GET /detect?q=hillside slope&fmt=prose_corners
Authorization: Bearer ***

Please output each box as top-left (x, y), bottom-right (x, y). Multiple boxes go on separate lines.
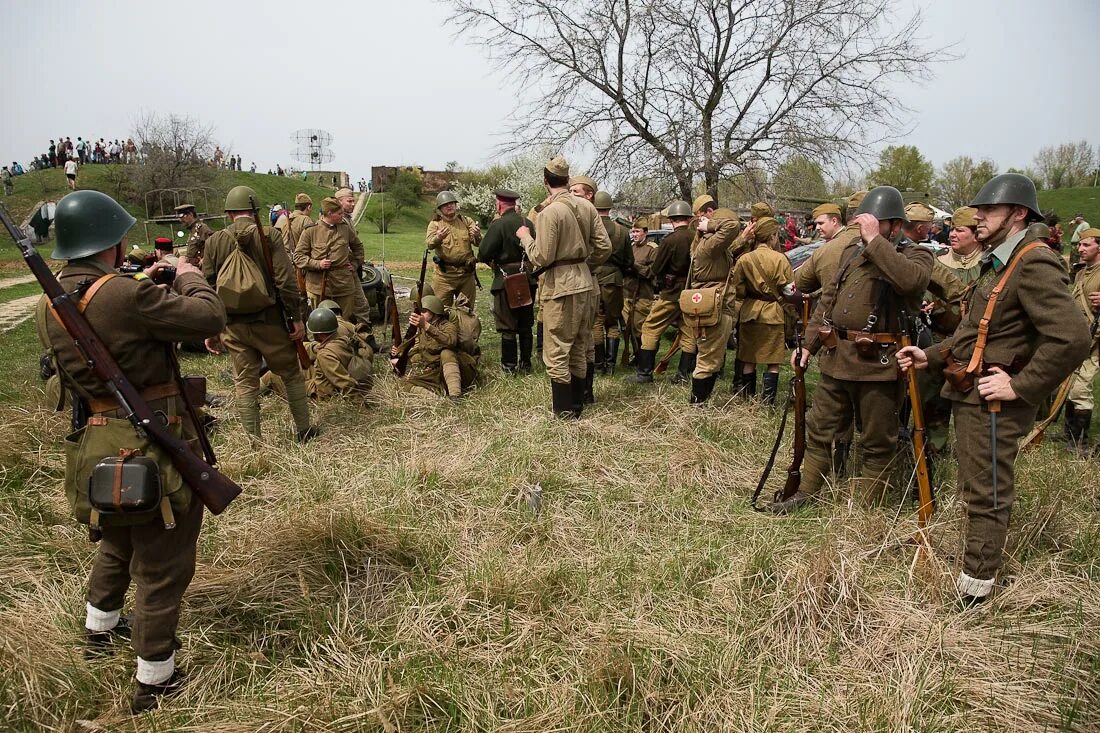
top-left (1037, 186), bottom-right (1100, 230)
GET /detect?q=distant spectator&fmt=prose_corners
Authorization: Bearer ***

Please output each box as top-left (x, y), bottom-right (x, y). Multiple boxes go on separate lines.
top-left (125, 138), bottom-right (137, 163)
top-left (75, 137), bottom-right (86, 164)
top-left (250, 161), bottom-right (256, 173)
top-left (64, 156), bottom-right (78, 190)
top-left (48, 140), bottom-right (57, 167)
top-left (2, 166), bottom-right (12, 196)
top-left (12, 161), bottom-right (24, 175)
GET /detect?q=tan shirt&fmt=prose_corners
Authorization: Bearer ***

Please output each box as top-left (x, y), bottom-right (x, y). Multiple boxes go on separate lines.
top-left (307, 333), bottom-right (371, 397)
top-left (285, 210), bottom-right (314, 255)
top-left (426, 214), bottom-right (481, 270)
top-left (293, 218), bottom-right (365, 296)
top-left (734, 242), bottom-right (795, 325)
top-left (519, 190), bottom-right (611, 300)
top-left (795, 224), bottom-right (861, 295)
top-left (688, 211), bottom-right (743, 289)
top-left (1071, 261), bottom-right (1100, 329)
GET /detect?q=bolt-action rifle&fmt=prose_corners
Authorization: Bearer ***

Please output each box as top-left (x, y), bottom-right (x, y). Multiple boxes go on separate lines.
top-left (0, 204), bottom-right (241, 515)
top-left (249, 196), bottom-right (311, 369)
top-left (391, 248), bottom-right (429, 376)
top-left (899, 315), bottom-right (935, 533)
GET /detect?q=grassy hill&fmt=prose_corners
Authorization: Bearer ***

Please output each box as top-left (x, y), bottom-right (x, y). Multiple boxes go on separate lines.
top-left (1038, 186), bottom-right (1100, 230)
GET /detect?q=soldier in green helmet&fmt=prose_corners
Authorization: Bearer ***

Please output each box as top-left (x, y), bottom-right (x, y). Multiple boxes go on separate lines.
top-left (203, 185), bottom-right (318, 442)
top-left (590, 190), bottom-right (634, 376)
top-left (426, 190), bottom-right (482, 307)
top-left (392, 295), bottom-right (469, 397)
top-left (898, 173), bottom-right (1091, 605)
top-left (305, 307), bottom-right (373, 397)
top-left (35, 190), bottom-right (226, 712)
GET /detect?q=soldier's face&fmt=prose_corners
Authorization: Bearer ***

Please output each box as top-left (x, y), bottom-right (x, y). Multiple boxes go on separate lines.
top-left (814, 215), bottom-right (841, 239)
top-left (570, 185), bottom-right (594, 201)
top-left (179, 212), bottom-right (195, 225)
top-left (974, 204), bottom-right (1026, 242)
top-left (631, 227), bottom-right (646, 243)
top-left (1078, 237), bottom-right (1099, 264)
top-left (339, 196), bottom-right (354, 213)
top-left (950, 226), bottom-right (978, 253)
top-left (439, 203), bottom-right (457, 217)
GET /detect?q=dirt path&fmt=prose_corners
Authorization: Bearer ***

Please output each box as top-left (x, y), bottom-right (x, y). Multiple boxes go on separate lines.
top-left (0, 294), bottom-right (40, 333)
top-left (0, 274), bottom-right (37, 289)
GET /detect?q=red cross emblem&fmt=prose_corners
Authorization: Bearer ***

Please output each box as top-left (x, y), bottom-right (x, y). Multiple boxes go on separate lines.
top-left (691, 292), bottom-right (702, 304)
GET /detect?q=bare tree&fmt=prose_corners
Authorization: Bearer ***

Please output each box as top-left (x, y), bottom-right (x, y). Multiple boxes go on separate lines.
top-left (1032, 141), bottom-right (1097, 190)
top-left (932, 155), bottom-right (998, 210)
top-left (123, 112), bottom-right (219, 205)
top-left (446, 0), bottom-right (941, 201)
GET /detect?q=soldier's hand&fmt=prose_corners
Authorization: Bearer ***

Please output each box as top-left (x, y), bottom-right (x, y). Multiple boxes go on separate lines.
top-left (389, 346), bottom-right (399, 358)
top-left (1088, 291), bottom-right (1100, 309)
top-left (790, 348), bottom-right (809, 369)
top-left (697, 217), bottom-right (710, 232)
top-left (204, 335), bottom-right (223, 355)
top-left (895, 345), bottom-right (927, 372)
top-left (175, 259), bottom-right (202, 279)
top-left (435, 230), bottom-right (448, 244)
top-left (741, 220), bottom-right (756, 239)
top-left (978, 366), bottom-right (1017, 402)
top-left (288, 320), bottom-right (305, 342)
top-left (319, 259), bottom-right (332, 270)
top-left (854, 213), bottom-right (881, 242)
top-left (516, 225), bottom-right (530, 240)
top-left (409, 312), bottom-right (423, 329)
top-left (471, 223), bottom-right (481, 237)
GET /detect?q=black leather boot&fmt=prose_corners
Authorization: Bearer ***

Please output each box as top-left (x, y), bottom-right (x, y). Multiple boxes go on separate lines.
top-left (761, 371), bottom-right (780, 405)
top-left (518, 330), bottom-right (534, 373)
top-left (736, 369), bottom-right (757, 398)
top-left (551, 380), bottom-right (574, 419)
top-left (627, 348), bottom-right (656, 384)
top-left (671, 350), bottom-right (696, 385)
top-left (584, 362), bottom-right (595, 404)
top-left (501, 336), bottom-right (519, 375)
top-left (594, 342), bottom-right (606, 376)
top-left (571, 374), bottom-right (587, 417)
top-left (536, 322), bottom-right (544, 356)
top-left (833, 441), bottom-right (851, 477)
top-left (605, 338), bottom-right (619, 375)
top-left (690, 374), bottom-right (718, 404)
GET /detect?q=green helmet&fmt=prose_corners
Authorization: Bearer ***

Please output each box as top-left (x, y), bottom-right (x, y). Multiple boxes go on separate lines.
top-left (1026, 222), bottom-right (1051, 241)
top-left (225, 185), bottom-right (258, 211)
top-left (969, 173), bottom-right (1042, 221)
top-left (421, 295), bottom-right (445, 315)
top-left (52, 190), bottom-right (137, 260)
top-left (666, 200), bottom-right (692, 218)
top-left (306, 307), bottom-right (338, 335)
top-left (593, 191), bottom-right (614, 209)
top-left (856, 186), bottom-right (908, 222)
top-left (435, 191), bottom-right (459, 208)
top-left (316, 298), bottom-right (341, 314)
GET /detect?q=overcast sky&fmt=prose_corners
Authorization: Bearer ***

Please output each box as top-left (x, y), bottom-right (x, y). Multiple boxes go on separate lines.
top-left (2, 0), bottom-right (1097, 182)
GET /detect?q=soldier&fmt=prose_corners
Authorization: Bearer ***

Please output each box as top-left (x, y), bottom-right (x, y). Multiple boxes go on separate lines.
top-left (294, 197), bottom-right (372, 325)
top-left (177, 203), bottom-right (214, 265)
top-left (203, 185), bottom-right (317, 442)
top-left (391, 295), bottom-right (468, 398)
top-left (315, 298), bottom-right (376, 357)
top-left (517, 155), bottom-right (611, 417)
top-left (732, 217), bottom-right (795, 404)
top-left (426, 191), bottom-right (482, 307)
top-left (284, 193), bottom-right (315, 256)
top-left (628, 199), bottom-right (698, 384)
top-left (304, 307), bottom-right (372, 398)
top-left (36, 190), bottom-right (226, 712)
top-left (334, 187), bottom-right (357, 222)
top-left (902, 201), bottom-right (935, 243)
top-left (478, 188), bottom-right (537, 374)
top-left (751, 202), bottom-right (773, 222)
top-left (591, 190), bottom-right (633, 374)
top-left (622, 217), bottom-right (658, 365)
top-left (683, 206), bottom-right (746, 403)
top-left (1062, 227), bottom-right (1100, 451)
top-left (770, 186), bottom-right (933, 513)
top-left (898, 174), bottom-right (1090, 605)
top-left (567, 174), bottom-right (602, 401)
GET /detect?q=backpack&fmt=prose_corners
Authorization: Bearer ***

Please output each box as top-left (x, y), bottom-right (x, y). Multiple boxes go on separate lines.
top-left (448, 293), bottom-right (481, 356)
top-left (215, 226), bottom-right (275, 314)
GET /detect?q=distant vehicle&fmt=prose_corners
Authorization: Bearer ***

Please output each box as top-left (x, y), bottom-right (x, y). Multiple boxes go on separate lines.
top-left (646, 229), bottom-right (672, 245)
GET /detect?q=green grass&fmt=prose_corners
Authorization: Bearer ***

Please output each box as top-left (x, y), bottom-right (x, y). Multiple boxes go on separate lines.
top-left (1038, 186), bottom-right (1100, 229)
top-left (358, 194), bottom-right (438, 265)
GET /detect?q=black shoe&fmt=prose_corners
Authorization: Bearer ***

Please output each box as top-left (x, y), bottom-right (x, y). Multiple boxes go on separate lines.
top-left (671, 351), bottom-right (696, 385)
top-left (765, 491), bottom-right (812, 515)
top-left (500, 337), bottom-right (519, 375)
top-left (536, 322), bottom-right (544, 355)
top-left (593, 344), bottom-right (606, 377)
top-left (518, 330), bottom-right (534, 372)
top-left (551, 380), bottom-right (574, 419)
top-left (84, 616), bottom-right (132, 658)
top-left (627, 349), bottom-right (657, 384)
top-left (296, 426), bottom-right (321, 443)
top-left (605, 338), bottom-right (619, 375)
top-left (583, 363), bottom-right (595, 405)
top-left (204, 393), bottom-right (226, 408)
top-left (735, 370), bottom-right (757, 398)
top-left (571, 374), bottom-right (587, 417)
top-left (132, 669), bottom-right (187, 713)
top-left (689, 374), bottom-right (718, 404)
top-left (761, 372), bottom-right (780, 406)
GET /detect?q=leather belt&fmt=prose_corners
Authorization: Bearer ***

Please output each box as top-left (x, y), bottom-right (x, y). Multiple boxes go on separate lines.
top-left (88, 381), bottom-right (180, 415)
top-left (835, 328), bottom-right (900, 344)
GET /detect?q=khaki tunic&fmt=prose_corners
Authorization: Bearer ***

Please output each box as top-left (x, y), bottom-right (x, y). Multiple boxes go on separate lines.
top-left (1064, 261), bottom-right (1100, 410)
top-left (182, 220), bottom-right (215, 261)
top-left (686, 212), bottom-right (743, 376)
top-left (426, 213), bottom-right (482, 306)
top-left (734, 242), bottom-right (795, 364)
top-left (307, 333), bottom-right (372, 398)
top-left (404, 317), bottom-right (459, 395)
top-left (285, 210), bottom-right (315, 254)
top-left (795, 224), bottom-right (861, 296)
top-left (640, 225), bottom-right (695, 352)
top-left (623, 239), bottom-right (658, 341)
top-left (293, 218), bottom-right (365, 298)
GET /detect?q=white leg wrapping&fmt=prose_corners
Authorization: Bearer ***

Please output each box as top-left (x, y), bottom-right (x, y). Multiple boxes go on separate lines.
top-left (136, 652), bottom-right (175, 685)
top-left (84, 603), bottom-right (121, 632)
top-left (956, 571), bottom-right (995, 598)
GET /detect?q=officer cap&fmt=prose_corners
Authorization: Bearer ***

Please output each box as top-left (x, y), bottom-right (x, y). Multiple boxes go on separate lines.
top-left (593, 191), bottom-right (614, 209)
top-left (545, 155), bottom-right (570, 177)
top-left (334, 188), bottom-right (355, 199)
top-left (435, 190), bottom-right (459, 208)
top-left (295, 193), bottom-right (313, 205)
top-left (154, 236), bottom-right (173, 250)
top-left (320, 197), bottom-right (341, 214)
top-left (952, 206), bottom-right (978, 228)
top-left (692, 194), bottom-right (716, 214)
top-left (306, 307), bottom-right (338, 335)
top-left (569, 175), bottom-right (597, 194)
top-left (224, 185), bottom-right (258, 212)
top-left (754, 216), bottom-right (780, 241)
top-left (316, 298), bottom-right (341, 313)
top-left (847, 190), bottom-right (868, 212)
top-left (667, 200), bottom-right (693, 219)
top-left (1076, 227), bottom-right (1100, 241)
top-left (904, 201), bottom-right (935, 223)
top-left (857, 186), bottom-right (908, 222)
top-left (421, 295), bottom-right (446, 316)
top-left (494, 188), bottom-right (520, 202)
top-left (811, 203), bottom-right (842, 220)
top-left (173, 203), bottom-right (196, 214)
top-left (52, 190), bottom-right (137, 260)
top-left (751, 202), bottom-right (773, 219)
top-left (969, 173), bottom-right (1042, 221)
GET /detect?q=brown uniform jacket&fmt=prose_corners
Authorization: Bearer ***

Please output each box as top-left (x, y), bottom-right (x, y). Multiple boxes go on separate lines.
top-left (37, 261), bottom-right (226, 400)
top-left (809, 234), bottom-right (933, 381)
top-left (688, 212), bottom-right (743, 293)
top-left (1072, 262), bottom-right (1100, 327)
top-left (203, 216), bottom-right (302, 324)
top-left (306, 333), bottom-right (371, 397)
top-left (795, 224), bottom-right (861, 295)
top-left (928, 230), bottom-right (1091, 405)
top-left (519, 190), bottom-right (611, 300)
top-left (183, 220), bottom-right (215, 260)
top-left (734, 242), bottom-right (795, 325)
top-left (624, 239), bottom-right (658, 300)
top-left (651, 225), bottom-right (694, 302)
top-left (594, 216), bottom-right (633, 287)
top-left (285, 210), bottom-right (315, 256)
top-left (426, 214), bottom-right (481, 271)
top-left (293, 218), bottom-right (365, 297)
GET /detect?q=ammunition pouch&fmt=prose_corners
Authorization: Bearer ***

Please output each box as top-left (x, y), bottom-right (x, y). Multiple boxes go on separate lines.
top-left (818, 324), bottom-right (839, 349)
top-left (942, 349), bottom-right (1026, 394)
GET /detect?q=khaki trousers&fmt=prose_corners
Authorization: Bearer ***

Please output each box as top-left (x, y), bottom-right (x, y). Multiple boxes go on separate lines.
top-left (432, 268), bottom-right (477, 308)
top-left (690, 312), bottom-right (734, 378)
top-left (1068, 351), bottom-right (1099, 410)
top-left (622, 297), bottom-right (653, 343)
top-left (640, 298), bottom-right (695, 352)
top-left (543, 290), bottom-right (594, 382)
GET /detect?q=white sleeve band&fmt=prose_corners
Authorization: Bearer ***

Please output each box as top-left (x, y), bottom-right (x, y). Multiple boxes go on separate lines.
top-left (136, 652), bottom-right (176, 685)
top-left (84, 603), bottom-right (121, 632)
top-left (956, 571), bottom-right (995, 598)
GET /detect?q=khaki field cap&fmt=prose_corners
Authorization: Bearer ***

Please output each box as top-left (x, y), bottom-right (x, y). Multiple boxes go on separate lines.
top-left (334, 188), bottom-right (355, 199)
top-left (811, 202), bottom-right (842, 219)
top-left (754, 216), bottom-right (780, 241)
top-left (320, 197), bottom-right (341, 214)
top-left (952, 206), bottom-right (978, 228)
top-left (295, 193), bottom-right (313, 205)
top-left (1078, 227), bottom-right (1100, 241)
top-left (569, 175), bottom-right (597, 193)
top-left (546, 156), bottom-right (570, 177)
top-left (905, 201), bottom-right (935, 223)
top-left (847, 190), bottom-right (868, 211)
top-left (632, 217), bottom-right (649, 230)
top-left (751, 202), bottom-right (773, 219)
top-left (692, 194), bottom-right (716, 213)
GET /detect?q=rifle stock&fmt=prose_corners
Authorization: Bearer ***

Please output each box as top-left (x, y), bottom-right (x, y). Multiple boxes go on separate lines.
top-left (899, 324), bottom-right (935, 531)
top-left (653, 333), bottom-right (682, 375)
top-left (0, 204), bottom-right (241, 515)
top-left (392, 248), bottom-right (429, 376)
top-left (249, 197), bottom-right (311, 369)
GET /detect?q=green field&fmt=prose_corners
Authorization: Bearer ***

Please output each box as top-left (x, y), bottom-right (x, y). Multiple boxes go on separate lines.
top-left (1038, 186), bottom-right (1100, 230)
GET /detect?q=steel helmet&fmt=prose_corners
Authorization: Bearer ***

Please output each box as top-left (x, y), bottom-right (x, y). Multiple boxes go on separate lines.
top-left (666, 200), bottom-right (693, 218)
top-left (51, 190), bottom-right (137, 260)
top-left (316, 299), bottom-right (341, 314)
top-left (421, 295), bottom-right (446, 315)
top-left (306, 307), bottom-right (338, 335)
top-left (435, 191), bottom-right (459, 208)
top-left (969, 173), bottom-right (1042, 221)
top-left (593, 191), bottom-right (614, 209)
top-left (856, 186), bottom-right (908, 222)
top-left (225, 185), bottom-right (258, 211)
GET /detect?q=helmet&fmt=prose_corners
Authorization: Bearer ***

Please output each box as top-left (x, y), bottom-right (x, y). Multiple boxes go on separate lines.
top-left (969, 173), bottom-right (1042, 220)
top-left (306, 307), bottom-right (338, 335)
top-left (421, 295), bottom-right (445, 315)
top-left (593, 191), bottom-right (614, 209)
top-left (1025, 222), bottom-right (1051, 241)
top-left (666, 200), bottom-right (693, 218)
top-left (52, 190), bottom-right (136, 260)
top-left (225, 185), bottom-right (258, 211)
top-left (435, 191), bottom-right (459, 208)
top-left (856, 186), bottom-right (908, 222)
top-left (316, 299), bottom-right (341, 314)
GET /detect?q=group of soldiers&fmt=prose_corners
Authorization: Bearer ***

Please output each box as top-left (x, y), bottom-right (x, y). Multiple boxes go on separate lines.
top-left (30, 155), bottom-right (1100, 712)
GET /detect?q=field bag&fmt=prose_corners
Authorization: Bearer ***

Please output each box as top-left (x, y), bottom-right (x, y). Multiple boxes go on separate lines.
top-left (449, 293), bottom-right (482, 355)
top-left (679, 285), bottom-right (723, 327)
top-left (503, 260), bottom-right (534, 309)
top-left (216, 225), bottom-right (275, 314)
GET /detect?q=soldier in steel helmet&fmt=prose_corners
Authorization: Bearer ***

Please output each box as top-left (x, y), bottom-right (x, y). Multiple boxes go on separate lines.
top-left (36, 190), bottom-right (226, 712)
top-left (204, 185), bottom-right (318, 442)
top-left (392, 295), bottom-right (467, 398)
top-left (176, 203), bottom-right (214, 265)
top-left (898, 173), bottom-right (1090, 605)
top-left (622, 216), bottom-right (658, 364)
top-left (426, 190), bottom-right (482, 307)
top-left (294, 196), bottom-right (372, 325)
top-left (589, 190), bottom-right (633, 376)
top-left (303, 307), bottom-right (372, 397)
top-left (770, 186), bottom-right (933, 513)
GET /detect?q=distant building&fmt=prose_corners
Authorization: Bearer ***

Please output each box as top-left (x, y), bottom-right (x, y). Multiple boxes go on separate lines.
top-left (371, 165), bottom-right (457, 195)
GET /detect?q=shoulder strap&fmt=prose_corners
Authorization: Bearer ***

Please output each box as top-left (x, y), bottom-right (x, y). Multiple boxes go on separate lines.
top-left (47, 273), bottom-right (118, 324)
top-left (964, 240), bottom-right (1047, 374)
